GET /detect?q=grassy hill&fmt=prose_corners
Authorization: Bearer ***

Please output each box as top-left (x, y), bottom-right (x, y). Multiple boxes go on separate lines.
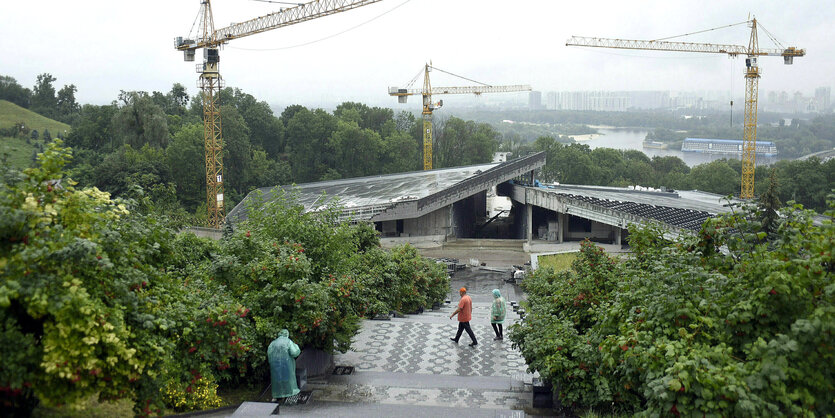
top-left (0, 100), bottom-right (70, 170)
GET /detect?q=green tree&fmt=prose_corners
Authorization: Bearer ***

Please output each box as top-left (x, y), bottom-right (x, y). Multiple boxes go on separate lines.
top-left (279, 104), bottom-right (307, 125)
top-left (328, 119), bottom-right (383, 178)
top-left (0, 75), bottom-right (31, 108)
top-left (111, 91), bottom-right (170, 149)
top-left (757, 168), bottom-right (781, 237)
top-left (771, 157), bottom-right (833, 212)
top-left (92, 144), bottom-right (173, 199)
top-left (553, 143), bottom-right (595, 185)
top-left (219, 105), bottom-right (252, 204)
top-left (56, 84), bottom-right (80, 124)
top-left (590, 148), bottom-right (624, 185)
top-left (228, 90), bottom-right (283, 159)
top-left (334, 101), bottom-right (394, 134)
top-left (0, 142), bottom-right (254, 414)
top-left (247, 149), bottom-right (291, 190)
top-left (381, 130), bottom-right (420, 173)
top-left (166, 123), bottom-right (206, 210)
top-left (66, 104), bottom-right (119, 151)
top-left (511, 200), bottom-right (835, 416)
top-left (651, 155), bottom-right (689, 177)
top-left (284, 108), bottom-right (337, 182)
top-left (394, 110), bottom-right (416, 133)
top-left (30, 73), bottom-right (57, 118)
top-left (434, 116), bottom-right (500, 169)
top-left (689, 159), bottom-right (739, 195)
top-left (168, 83), bottom-right (189, 110)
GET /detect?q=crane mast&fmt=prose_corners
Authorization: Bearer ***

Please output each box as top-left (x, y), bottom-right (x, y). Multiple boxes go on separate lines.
top-left (421, 64), bottom-right (434, 170)
top-left (566, 18), bottom-right (804, 199)
top-left (741, 20), bottom-right (760, 199)
top-left (176, 0), bottom-right (382, 228)
top-left (389, 63), bottom-right (531, 170)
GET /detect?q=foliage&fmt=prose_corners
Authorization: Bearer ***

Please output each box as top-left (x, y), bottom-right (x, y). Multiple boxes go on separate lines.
top-left (510, 240), bottom-right (620, 408)
top-left (433, 116), bottom-right (501, 169)
top-left (511, 200), bottom-right (835, 416)
top-left (199, 187), bottom-right (449, 380)
top-left (0, 76), bottom-right (32, 108)
top-left (30, 74), bottom-right (58, 119)
top-left (0, 141), bottom-right (254, 415)
top-left (0, 99), bottom-right (71, 141)
top-left (161, 372), bottom-right (222, 412)
top-left (348, 245), bottom-right (449, 316)
top-left (111, 91), bottom-right (169, 149)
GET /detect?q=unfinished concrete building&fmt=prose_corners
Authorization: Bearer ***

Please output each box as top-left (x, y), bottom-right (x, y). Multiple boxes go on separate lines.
top-left (227, 152), bottom-right (733, 247)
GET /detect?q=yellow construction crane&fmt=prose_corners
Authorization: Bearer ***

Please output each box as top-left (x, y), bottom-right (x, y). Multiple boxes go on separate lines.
top-left (566, 18), bottom-right (804, 199)
top-left (389, 63), bottom-right (531, 170)
top-left (175, 0), bottom-right (382, 228)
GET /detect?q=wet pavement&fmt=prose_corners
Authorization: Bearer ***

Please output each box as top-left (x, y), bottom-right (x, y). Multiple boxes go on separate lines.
top-left (275, 268), bottom-right (536, 417)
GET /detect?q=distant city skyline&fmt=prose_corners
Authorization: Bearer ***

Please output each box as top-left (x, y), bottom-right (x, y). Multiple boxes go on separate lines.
top-left (522, 87), bottom-right (832, 113)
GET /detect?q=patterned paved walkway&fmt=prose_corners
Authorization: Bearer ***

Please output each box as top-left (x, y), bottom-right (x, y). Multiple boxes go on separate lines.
top-left (289, 269), bottom-right (537, 416)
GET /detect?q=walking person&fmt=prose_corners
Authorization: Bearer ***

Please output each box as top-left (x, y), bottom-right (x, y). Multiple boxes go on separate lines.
top-left (490, 289), bottom-right (506, 340)
top-left (449, 287), bottom-right (478, 346)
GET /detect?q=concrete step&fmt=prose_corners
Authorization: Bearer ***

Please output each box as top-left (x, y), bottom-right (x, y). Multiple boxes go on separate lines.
top-left (443, 239), bottom-right (526, 251)
top-left (304, 371), bottom-right (531, 412)
top-left (277, 400), bottom-right (526, 417)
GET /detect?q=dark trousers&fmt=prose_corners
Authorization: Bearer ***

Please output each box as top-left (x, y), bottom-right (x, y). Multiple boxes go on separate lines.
top-left (491, 323), bottom-right (503, 338)
top-left (454, 321), bottom-right (477, 344)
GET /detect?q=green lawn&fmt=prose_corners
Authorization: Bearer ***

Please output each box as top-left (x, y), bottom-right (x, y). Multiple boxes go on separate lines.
top-left (0, 100), bottom-right (71, 170)
top-left (0, 100), bottom-right (70, 136)
top-left (537, 252), bottom-right (577, 271)
top-left (1, 135), bottom-right (39, 169)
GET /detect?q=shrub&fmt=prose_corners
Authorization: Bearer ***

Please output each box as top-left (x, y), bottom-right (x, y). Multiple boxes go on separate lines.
top-left (161, 372), bottom-right (222, 412)
top-left (511, 200), bottom-right (835, 416)
top-left (0, 142), bottom-right (254, 415)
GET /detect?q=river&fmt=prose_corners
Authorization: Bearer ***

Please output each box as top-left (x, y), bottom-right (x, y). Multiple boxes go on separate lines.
top-left (575, 128), bottom-right (779, 167)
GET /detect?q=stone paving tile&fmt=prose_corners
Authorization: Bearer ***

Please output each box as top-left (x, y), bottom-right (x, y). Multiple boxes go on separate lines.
top-left (305, 271), bottom-right (536, 413)
top-left (335, 306), bottom-right (529, 379)
top-left (307, 382), bottom-right (532, 410)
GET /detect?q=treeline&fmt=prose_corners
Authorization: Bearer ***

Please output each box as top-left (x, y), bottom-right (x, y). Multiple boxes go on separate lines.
top-left (460, 108), bottom-right (785, 131)
top-left (529, 137), bottom-right (835, 212)
top-left (647, 116), bottom-right (835, 159)
top-left (0, 74), bottom-right (80, 124)
top-left (464, 108), bottom-right (835, 159)
top-left (3, 73), bottom-right (832, 215)
top-left (0, 74), bottom-right (502, 223)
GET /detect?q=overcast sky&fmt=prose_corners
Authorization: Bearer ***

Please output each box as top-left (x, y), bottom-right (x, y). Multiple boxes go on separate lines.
top-left (1, 0), bottom-right (831, 108)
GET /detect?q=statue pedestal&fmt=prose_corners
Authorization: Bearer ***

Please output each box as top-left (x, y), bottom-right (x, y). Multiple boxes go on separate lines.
top-left (295, 348), bottom-right (333, 378)
top-left (295, 367), bottom-right (307, 389)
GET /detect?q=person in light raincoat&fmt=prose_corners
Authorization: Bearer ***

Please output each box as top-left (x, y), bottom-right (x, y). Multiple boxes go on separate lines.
top-left (268, 329), bottom-right (301, 400)
top-left (490, 289), bottom-right (507, 340)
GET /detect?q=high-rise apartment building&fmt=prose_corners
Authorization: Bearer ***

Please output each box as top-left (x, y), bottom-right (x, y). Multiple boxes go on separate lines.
top-left (815, 86), bottom-right (831, 112)
top-left (529, 91), bottom-right (542, 110)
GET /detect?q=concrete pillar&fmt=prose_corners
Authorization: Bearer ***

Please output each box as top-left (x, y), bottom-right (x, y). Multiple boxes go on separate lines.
top-left (615, 227), bottom-right (622, 246)
top-left (526, 203), bottom-right (533, 244)
top-left (558, 212), bottom-right (565, 243)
